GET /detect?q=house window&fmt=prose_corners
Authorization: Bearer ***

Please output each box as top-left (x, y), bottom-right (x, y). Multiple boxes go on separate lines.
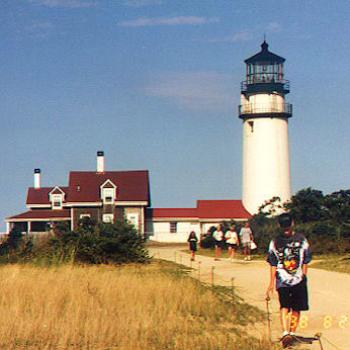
top-left (103, 214), bottom-right (114, 223)
top-left (170, 222), bottom-right (177, 233)
top-left (105, 196), bottom-right (113, 203)
top-left (102, 188), bottom-right (115, 204)
top-left (127, 213), bottom-right (139, 230)
top-left (79, 214), bottom-right (91, 219)
top-left (51, 195), bottom-right (63, 209)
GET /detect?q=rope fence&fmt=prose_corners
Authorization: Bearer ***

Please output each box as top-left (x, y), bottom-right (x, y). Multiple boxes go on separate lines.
top-left (154, 249), bottom-right (346, 350)
top-left (169, 251), bottom-right (243, 289)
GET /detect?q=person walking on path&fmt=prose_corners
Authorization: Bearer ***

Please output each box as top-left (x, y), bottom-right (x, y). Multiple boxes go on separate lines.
top-left (213, 225), bottom-right (224, 261)
top-left (225, 225), bottom-right (239, 261)
top-left (187, 231), bottom-right (198, 261)
top-left (239, 222), bottom-right (254, 261)
top-left (266, 213), bottom-right (312, 347)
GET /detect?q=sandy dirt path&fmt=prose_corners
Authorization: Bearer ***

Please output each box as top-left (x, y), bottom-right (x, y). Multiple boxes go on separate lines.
top-left (149, 246), bottom-right (350, 350)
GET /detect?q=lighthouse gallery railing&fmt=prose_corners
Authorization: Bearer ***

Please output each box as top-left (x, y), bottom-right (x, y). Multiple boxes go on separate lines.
top-left (238, 103), bottom-right (293, 116)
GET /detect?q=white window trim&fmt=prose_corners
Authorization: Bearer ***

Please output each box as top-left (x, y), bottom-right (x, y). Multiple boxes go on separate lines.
top-left (100, 180), bottom-right (117, 204)
top-left (126, 213), bottom-right (139, 229)
top-left (51, 194), bottom-right (63, 209)
top-left (79, 214), bottom-right (91, 219)
top-left (102, 214), bottom-right (114, 224)
top-left (49, 186), bottom-right (66, 210)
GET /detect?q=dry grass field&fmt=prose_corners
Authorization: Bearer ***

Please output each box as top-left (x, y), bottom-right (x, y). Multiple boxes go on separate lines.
top-left (0, 261), bottom-right (276, 350)
top-left (310, 254), bottom-right (350, 274)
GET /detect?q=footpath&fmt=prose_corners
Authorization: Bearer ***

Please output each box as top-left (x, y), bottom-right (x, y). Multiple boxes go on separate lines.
top-left (149, 246), bottom-right (350, 350)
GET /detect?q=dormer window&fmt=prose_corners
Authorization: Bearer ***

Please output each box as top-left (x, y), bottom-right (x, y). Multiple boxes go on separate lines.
top-left (100, 179), bottom-right (117, 204)
top-left (105, 196), bottom-right (113, 202)
top-left (49, 186), bottom-right (65, 210)
top-left (52, 195), bottom-right (63, 209)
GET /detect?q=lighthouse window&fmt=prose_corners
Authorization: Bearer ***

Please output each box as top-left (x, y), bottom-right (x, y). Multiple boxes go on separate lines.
top-left (248, 121), bottom-right (254, 133)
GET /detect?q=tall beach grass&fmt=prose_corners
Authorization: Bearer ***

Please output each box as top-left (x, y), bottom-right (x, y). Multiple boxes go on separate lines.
top-left (0, 261), bottom-right (276, 349)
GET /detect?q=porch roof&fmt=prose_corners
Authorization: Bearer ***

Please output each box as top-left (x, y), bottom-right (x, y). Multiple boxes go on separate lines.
top-left (6, 209), bottom-right (71, 222)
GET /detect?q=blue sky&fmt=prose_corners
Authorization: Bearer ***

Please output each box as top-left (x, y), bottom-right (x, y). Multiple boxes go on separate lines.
top-left (1, 0), bottom-right (350, 229)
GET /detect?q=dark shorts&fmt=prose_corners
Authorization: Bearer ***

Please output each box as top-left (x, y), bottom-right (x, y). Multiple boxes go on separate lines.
top-left (277, 277), bottom-right (309, 311)
top-left (215, 241), bottom-right (223, 249)
top-left (189, 242), bottom-right (197, 252)
top-left (227, 243), bottom-right (237, 249)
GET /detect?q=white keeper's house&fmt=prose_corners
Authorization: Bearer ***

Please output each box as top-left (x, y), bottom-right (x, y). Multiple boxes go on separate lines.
top-left (6, 152), bottom-right (250, 242)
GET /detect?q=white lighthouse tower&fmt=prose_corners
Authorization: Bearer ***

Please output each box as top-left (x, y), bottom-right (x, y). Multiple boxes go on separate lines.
top-left (239, 41), bottom-right (292, 214)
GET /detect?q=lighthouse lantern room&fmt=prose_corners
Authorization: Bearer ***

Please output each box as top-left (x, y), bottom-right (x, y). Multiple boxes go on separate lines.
top-left (239, 41), bottom-right (292, 214)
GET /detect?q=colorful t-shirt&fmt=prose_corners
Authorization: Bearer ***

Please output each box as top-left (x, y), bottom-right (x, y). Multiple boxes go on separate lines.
top-left (267, 233), bottom-right (312, 289)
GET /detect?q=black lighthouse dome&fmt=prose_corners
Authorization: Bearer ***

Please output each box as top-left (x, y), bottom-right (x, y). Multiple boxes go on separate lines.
top-left (241, 41), bottom-right (290, 95)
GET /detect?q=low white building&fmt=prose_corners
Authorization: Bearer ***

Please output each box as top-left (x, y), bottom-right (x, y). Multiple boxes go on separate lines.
top-left (146, 200), bottom-right (251, 243)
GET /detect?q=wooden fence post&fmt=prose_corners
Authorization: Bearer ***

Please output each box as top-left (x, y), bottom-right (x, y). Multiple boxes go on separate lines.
top-left (231, 277), bottom-right (235, 301)
top-left (211, 266), bottom-right (215, 287)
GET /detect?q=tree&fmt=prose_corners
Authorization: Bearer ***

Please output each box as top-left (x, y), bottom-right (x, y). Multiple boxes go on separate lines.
top-left (6, 227), bottom-right (23, 250)
top-left (284, 188), bottom-right (327, 223)
top-left (323, 190), bottom-right (350, 239)
top-left (0, 227), bottom-right (23, 255)
top-left (324, 190), bottom-right (350, 224)
top-left (258, 196), bottom-right (283, 216)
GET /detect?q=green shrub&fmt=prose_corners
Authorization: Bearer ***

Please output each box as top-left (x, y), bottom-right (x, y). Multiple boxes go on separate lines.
top-left (0, 218), bottom-right (149, 265)
top-left (200, 234), bottom-right (216, 249)
top-left (49, 218), bottom-right (149, 264)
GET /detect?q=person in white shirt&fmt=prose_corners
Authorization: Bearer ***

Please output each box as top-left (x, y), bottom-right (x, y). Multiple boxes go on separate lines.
top-left (239, 222), bottom-right (254, 261)
top-left (225, 225), bottom-right (239, 261)
top-left (212, 224), bottom-right (224, 261)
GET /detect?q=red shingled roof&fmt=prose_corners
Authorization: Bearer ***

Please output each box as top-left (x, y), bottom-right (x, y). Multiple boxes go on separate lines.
top-left (27, 187), bottom-right (69, 205)
top-left (7, 209), bottom-right (71, 220)
top-left (147, 208), bottom-right (197, 218)
top-left (197, 200), bottom-right (251, 219)
top-left (67, 171), bottom-right (149, 203)
top-left (147, 200), bottom-right (250, 220)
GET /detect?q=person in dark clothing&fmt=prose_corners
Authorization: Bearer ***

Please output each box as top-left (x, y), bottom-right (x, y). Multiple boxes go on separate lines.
top-left (266, 213), bottom-right (312, 347)
top-left (187, 231), bottom-right (198, 261)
